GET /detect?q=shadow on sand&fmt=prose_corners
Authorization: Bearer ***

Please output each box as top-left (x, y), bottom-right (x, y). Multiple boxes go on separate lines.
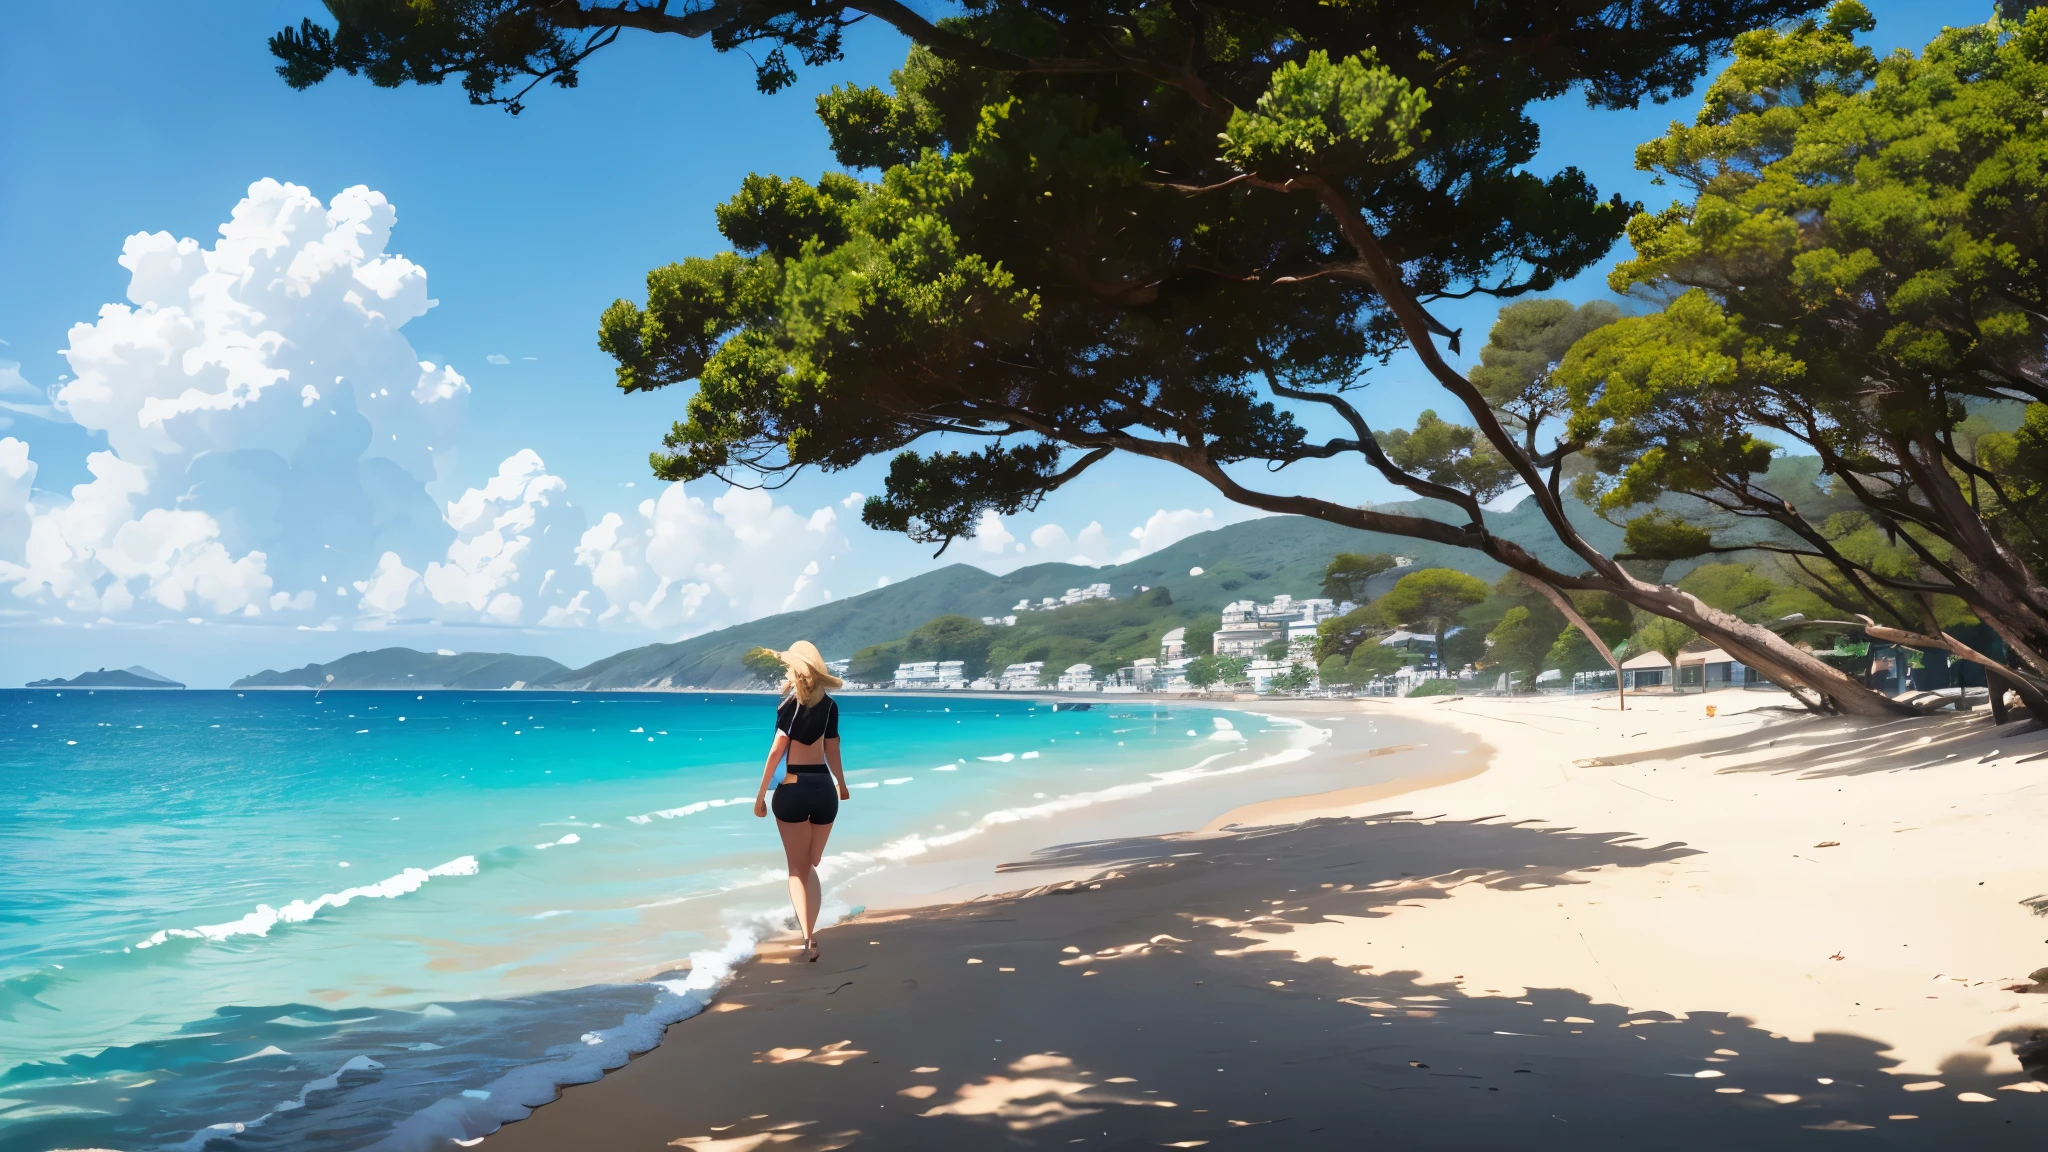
top-left (485, 814), bottom-right (2048, 1151)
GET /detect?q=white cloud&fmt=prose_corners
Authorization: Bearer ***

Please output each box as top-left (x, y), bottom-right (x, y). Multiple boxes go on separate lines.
top-left (419, 448), bottom-right (581, 624)
top-left (0, 179), bottom-right (461, 623)
top-left (972, 509), bottom-right (1016, 553)
top-left (486, 354), bottom-right (510, 365)
top-left (962, 507), bottom-right (1221, 574)
top-left (0, 437), bottom-right (36, 566)
top-left (572, 480), bottom-right (847, 634)
top-left (1119, 507), bottom-right (1216, 562)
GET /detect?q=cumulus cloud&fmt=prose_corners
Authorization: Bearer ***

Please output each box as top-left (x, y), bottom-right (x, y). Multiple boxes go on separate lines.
top-left (0, 438), bottom-right (35, 567)
top-left (571, 481), bottom-right (846, 632)
top-left (0, 179), bottom-right (460, 622)
top-left (1119, 507), bottom-right (1216, 562)
top-left (963, 507), bottom-right (1221, 573)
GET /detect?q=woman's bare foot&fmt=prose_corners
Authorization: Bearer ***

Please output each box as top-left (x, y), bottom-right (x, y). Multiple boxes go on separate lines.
top-left (804, 938), bottom-right (820, 963)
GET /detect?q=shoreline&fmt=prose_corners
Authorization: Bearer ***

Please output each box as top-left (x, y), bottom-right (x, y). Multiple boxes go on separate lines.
top-left (479, 690), bottom-right (2048, 1149)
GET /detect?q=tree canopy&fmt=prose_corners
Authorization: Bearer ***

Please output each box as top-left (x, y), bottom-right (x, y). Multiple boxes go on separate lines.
top-left (270, 0), bottom-right (1949, 716)
top-left (1320, 551), bottom-right (1396, 603)
top-left (1377, 567), bottom-right (1489, 662)
top-left (1561, 3), bottom-right (2048, 711)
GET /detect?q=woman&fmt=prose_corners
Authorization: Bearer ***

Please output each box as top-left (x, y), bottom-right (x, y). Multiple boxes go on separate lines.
top-left (751, 641), bottom-right (850, 962)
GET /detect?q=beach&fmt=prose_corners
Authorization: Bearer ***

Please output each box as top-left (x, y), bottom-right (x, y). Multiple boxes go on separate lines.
top-left (485, 691), bottom-right (2048, 1148)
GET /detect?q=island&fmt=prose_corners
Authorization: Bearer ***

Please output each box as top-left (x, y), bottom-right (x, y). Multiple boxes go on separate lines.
top-left (26, 667), bottom-right (185, 689)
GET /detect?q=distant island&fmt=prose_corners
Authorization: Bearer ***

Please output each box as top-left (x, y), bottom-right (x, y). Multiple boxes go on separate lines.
top-left (27, 666), bottom-right (185, 689)
top-left (233, 647), bottom-right (569, 690)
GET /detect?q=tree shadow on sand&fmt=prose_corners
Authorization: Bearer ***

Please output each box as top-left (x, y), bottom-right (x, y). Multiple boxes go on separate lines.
top-left (1567, 707), bottom-right (2048, 780)
top-left (485, 815), bottom-right (2048, 1152)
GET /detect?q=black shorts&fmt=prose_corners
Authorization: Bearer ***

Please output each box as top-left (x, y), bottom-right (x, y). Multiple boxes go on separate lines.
top-left (772, 772), bottom-right (838, 825)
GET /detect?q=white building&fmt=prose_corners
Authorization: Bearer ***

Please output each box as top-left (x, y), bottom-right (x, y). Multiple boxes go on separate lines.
top-left (894, 660), bottom-right (967, 689)
top-left (1214, 594), bottom-right (1354, 658)
top-left (981, 615), bottom-right (1019, 627)
top-left (1248, 658), bottom-right (1317, 694)
top-left (1057, 663), bottom-right (1098, 691)
top-left (998, 661), bottom-right (1045, 691)
top-left (825, 659), bottom-right (851, 678)
top-left (1160, 627), bottom-right (1187, 661)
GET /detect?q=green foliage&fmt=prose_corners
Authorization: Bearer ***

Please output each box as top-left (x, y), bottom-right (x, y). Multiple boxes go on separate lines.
top-left (1470, 298), bottom-right (1623, 443)
top-left (1321, 552), bottom-right (1396, 603)
top-left (1545, 626), bottom-right (1607, 677)
top-left (1564, 4), bottom-right (2048, 656)
top-left (741, 647), bottom-right (786, 686)
top-left (1382, 411), bottom-right (1519, 502)
top-left (1314, 601), bottom-right (1387, 662)
top-left (535, 2), bottom-right (1799, 547)
top-left (1265, 662), bottom-right (1317, 694)
top-left (1218, 50), bottom-right (1429, 176)
top-left (1377, 568), bottom-right (1491, 657)
top-left (1407, 677), bottom-right (1459, 698)
top-left (1259, 636), bottom-right (1292, 661)
top-left (1621, 510), bottom-right (1716, 561)
top-left (1485, 606), bottom-right (1552, 687)
top-left (1185, 654), bottom-right (1250, 689)
top-left (1632, 617), bottom-right (1702, 669)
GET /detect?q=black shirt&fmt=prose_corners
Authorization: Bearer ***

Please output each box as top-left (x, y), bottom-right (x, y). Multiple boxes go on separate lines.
top-left (776, 694), bottom-right (840, 745)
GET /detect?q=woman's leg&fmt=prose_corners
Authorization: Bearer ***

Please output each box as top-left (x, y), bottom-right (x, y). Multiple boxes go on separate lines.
top-left (775, 817), bottom-right (817, 944)
top-left (797, 821), bottom-right (834, 943)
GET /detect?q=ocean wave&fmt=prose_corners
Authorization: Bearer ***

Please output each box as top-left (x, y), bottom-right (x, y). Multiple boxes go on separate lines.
top-left (133, 857), bottom-right (479, 950)
top-left (624, 796), bottom-right (750, 824)
top-left (816, 714), bottom-right (1327, 878)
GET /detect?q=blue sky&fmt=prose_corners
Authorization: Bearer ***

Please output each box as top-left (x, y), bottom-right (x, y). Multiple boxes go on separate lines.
top-left (0, 1), bottom-right (1972, 684)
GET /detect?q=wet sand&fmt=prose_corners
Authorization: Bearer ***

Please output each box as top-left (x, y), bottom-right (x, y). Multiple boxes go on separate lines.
top-left (484, 693), bottom-right (2048, 1149)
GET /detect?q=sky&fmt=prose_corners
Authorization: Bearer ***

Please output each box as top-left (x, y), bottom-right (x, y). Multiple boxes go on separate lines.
top-left (0, 1), bottom-right (1970, 686)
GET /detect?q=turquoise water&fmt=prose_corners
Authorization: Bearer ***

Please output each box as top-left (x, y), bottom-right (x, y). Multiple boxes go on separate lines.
top-left (0, 689), bottom-right (1303, 1151)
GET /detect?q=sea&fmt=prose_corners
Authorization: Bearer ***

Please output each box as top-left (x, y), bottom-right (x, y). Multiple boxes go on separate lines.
top-left (0, 689), bottom-right (1321, 1152)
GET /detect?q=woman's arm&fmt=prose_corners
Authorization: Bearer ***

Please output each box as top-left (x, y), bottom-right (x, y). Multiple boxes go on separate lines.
top-left (824, 737), bottom-right (849, 800)
top-left (752, 732), bottom-right (791, 818)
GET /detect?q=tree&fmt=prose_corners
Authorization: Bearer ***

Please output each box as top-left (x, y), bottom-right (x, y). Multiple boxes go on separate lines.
top-left (1469, 298), bottom-right (1622, 451)
top-left (1267, 662), bottom-right (1316, 694)
top-left (1376, 568), bottom-right (1489, 667)
top-left (1561, 4), bottom-right (2048, 711)
top-left (741, 646), bottom-right (787, 686)
top-left (1259, 635), bottom-right (1292, 662)
top-left (1632, 617), bottom-right (1701, 682)
top-left (1320, 552), bottom-right (1395, 603)
top-left (1183, 653), bottom-right (1247, 689)
top-left (1486, 606), bottom-right (1551, 688)
top-left (272, 1), bottom-right (1910, 714)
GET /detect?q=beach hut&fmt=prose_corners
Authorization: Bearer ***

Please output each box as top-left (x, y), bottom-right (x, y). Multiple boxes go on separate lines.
top-left (1620, 650), bottom-right (1671, 689)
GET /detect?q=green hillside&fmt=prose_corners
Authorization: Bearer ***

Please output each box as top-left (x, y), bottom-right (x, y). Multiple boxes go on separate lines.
top-left (542, 495), bottom-right (1628, 690)
top-left (235, 648), bottom-right (569, 689)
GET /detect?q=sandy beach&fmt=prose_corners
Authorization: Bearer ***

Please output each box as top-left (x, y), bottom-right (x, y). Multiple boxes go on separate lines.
top-left (484, 691), bottom-right (2048, 1149)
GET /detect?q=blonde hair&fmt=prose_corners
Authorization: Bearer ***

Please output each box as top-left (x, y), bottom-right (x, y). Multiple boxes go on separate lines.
top-left (773, 640), bottom-right (842, 706)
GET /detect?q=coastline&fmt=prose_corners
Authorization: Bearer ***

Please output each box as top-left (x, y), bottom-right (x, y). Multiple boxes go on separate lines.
top-left (481, 690), bottom-right (2048, 1148)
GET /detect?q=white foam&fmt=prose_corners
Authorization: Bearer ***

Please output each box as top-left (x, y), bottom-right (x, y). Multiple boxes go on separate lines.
top-left (624, 796), bottom-right (749, 824)
top-left (372, 905), bottom-right (793, 1150)
top-left (532, 834), bottom-right (580, 850)
top-left (815, 714), bottom-right (1328, 878)
top-left (1021, 751), bottom-right (1040, 759)
top-left (135, 857), bottom-right (480, 949)
top-left (173, 1055), bottom-right (384, 1150)
top-left (225, 1045), bottom-right (291, 1063)
top-left (883, 777), bottom-right (912, 785)
top-left (932, 764), bottom-right (957, 771)
top-left (977, 753), bottom-right (1016, 763)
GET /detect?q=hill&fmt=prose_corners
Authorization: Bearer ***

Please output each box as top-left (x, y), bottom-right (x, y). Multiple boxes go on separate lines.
top-left (234, 648), bottom-right (569, 690)
top-left (540, 496), bottom-right (1628, 690)
top-left (27, 666), bottom-right (185, 689)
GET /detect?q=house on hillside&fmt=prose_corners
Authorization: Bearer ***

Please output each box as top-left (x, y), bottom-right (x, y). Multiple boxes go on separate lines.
top-left (894, 660), bottom-right (966, 689)
top-left (1057, 663), bottom-right (1098, 691)
top-left (1213, 594), bottom-right (1353, 657)
top-left (1160, 627), bottom-right (1186, 661)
